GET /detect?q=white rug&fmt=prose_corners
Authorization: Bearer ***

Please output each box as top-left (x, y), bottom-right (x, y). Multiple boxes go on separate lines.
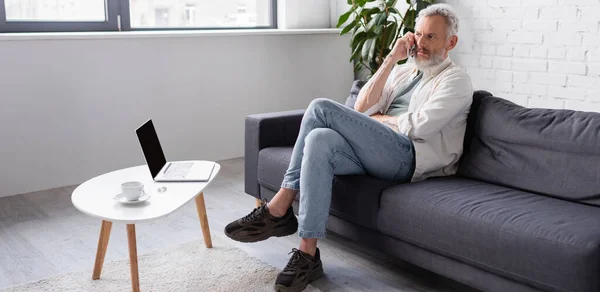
top-left (1, 236), bottom-right (320, 292)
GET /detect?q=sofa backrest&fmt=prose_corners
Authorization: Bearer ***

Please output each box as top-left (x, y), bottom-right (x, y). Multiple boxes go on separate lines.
top-left (345, 80), bottom-right (366, 108)
top-left (458, 95), bottom-right (600, 207)
top-left (462, 90), bottom-right (494, 157)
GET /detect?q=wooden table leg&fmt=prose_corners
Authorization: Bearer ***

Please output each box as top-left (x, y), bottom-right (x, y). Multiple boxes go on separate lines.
top-left (92, 220), bottom-right (112, 280)
top-left (195, 192), bottom-right (213, 248)
top-left (127, 224), bottom-right (140, 292)
top-left (256, 198), bottom-right (263, 208)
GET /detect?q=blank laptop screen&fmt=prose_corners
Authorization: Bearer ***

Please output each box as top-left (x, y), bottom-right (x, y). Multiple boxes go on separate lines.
top-left (136, 120), bottom-right (167, 178)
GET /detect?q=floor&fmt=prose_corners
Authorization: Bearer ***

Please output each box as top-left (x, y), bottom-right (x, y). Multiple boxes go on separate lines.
top-left (0, 158), bottom-right (478, 292)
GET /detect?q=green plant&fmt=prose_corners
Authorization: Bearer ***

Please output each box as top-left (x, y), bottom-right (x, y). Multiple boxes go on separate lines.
top-left (337, 0), bottom-right (436, 79)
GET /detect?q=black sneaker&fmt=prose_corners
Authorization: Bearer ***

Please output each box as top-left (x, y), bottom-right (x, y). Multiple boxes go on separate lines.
top-left (274, 248), bottom-right (324, 292)
top-left (224, 200), bottom-right (298, 243)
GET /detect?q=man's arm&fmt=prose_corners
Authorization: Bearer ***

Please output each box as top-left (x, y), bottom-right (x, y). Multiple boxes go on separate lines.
top-left (354, 56), bottom-right (398, 113)
top-left (396, 73), bottom-right (473, 141)
top-left (354, 33), bottom-right (415, 114)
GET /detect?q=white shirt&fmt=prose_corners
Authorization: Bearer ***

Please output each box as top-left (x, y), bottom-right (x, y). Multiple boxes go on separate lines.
top-left (362, 57), bottom-right (473, 182)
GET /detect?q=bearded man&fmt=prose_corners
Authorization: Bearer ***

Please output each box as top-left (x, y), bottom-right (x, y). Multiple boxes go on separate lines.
top-left (225, 4), bottom-right (473, 292)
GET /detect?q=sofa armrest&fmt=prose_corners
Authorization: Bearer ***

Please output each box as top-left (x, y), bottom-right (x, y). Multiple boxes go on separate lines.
top-left (244, 109), bottom-right (305, 199)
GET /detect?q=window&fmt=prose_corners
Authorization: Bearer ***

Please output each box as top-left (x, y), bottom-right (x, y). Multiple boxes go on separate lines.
top-left (0, 0), bottom-right (120, 32)
top-left (184, 5), bottom-right (196, 26)
top-left (0, 0), bottom-right (277, 33)
top-left (154, 8), bottom-right (170, 27)
top-left (124, 0), bottom-right (274, 30)
top-left (5, 0), bottom-right (106, 21)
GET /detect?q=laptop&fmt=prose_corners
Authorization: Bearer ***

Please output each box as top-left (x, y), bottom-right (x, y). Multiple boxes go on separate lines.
top-left (135, 119), bottom-right (215, 182)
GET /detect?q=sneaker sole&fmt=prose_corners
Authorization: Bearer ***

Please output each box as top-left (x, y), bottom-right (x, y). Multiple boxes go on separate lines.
top-left (225, 222), bottom-right (298, 243)
top-left (273, 266), bottom-right (324, 292)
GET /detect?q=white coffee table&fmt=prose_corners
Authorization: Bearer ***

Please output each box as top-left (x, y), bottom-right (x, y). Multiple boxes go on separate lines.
top-left (71, 161), bottom-right (220, 292)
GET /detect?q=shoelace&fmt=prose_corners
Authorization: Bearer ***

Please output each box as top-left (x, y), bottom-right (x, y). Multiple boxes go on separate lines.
top-left (283, 248), bottom-right (309, 272)
top-left (241, 205), bottom-right (265, 224)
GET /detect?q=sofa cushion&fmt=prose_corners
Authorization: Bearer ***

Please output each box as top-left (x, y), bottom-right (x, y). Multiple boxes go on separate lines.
top-left (461, 90), bottom-right (493, 158)
top-left (344, 80), bottom-right (366, 108)
top-left (257, 146), bottom-right (292, 192)
top-left (329, 175), bottom-right (396, 229)
top-left (258, 147), bottom-right (395, 230)
top-left (377, 177), bottom-right (600, 292)
top-left (458, 96), bottom-right (600, 206)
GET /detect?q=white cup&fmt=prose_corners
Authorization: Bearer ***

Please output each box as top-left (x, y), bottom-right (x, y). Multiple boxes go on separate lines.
top-left (121, 181), bottom-right (145, 201)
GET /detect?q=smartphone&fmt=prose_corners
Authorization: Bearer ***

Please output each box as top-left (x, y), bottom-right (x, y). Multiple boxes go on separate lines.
top-left (409, 44), bottom-right (417, 57)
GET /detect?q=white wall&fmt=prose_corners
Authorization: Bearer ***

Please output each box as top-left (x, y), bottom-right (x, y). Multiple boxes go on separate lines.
top-left (443, 0), bottom-right (600, 111)
top-left (0, 31), bottom-right (353, 197)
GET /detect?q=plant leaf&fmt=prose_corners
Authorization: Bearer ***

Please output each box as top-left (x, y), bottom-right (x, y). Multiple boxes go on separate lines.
top-left (376, 12), bottom-right (388, 25)
top-left (389, 7), bottom-right (400, 15)
top-left (365, 15), bottom-right (378, 32)
top-left (403, 9), bottom-right (416, 29)
top-left (361, 38), bottom-right (375, 63)
top-left (386, 0), bottom-right (399, 7)
top-left (385, 22), bottom-right (398, 49)
top-left (368, 38), bottom-right (377, 63)
top-left (361, 7), bottom-right (381, 16)
top-left (354, 62), bottom-right (363, 72)
top-left (374, 26), bottom-right (384, 35)
top-left (341, 19), bottom-right (357, 35)
top-left (352, 25), bottom-right (365, 37)
top-left (351, 38), bottom-right (367, 62)
top-left (337, 10), bottom-right (354, 28)
top-left (351, 31), bottom-right (367, 49)
top-left (417, 0), bottom-right (433, 12)
top-left (370, 58), bottom-right (378, 71)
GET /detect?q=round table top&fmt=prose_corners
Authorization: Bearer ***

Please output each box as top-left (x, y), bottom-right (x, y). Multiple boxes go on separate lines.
top-left (71, 161), bottom-right (220, 223)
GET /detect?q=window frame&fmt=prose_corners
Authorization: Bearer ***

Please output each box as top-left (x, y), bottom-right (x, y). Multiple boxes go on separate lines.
top-left (0, 0), bottom-right (278, 33)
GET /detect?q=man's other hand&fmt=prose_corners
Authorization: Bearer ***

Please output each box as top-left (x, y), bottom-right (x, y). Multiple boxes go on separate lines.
top-left (370, 114), bottom-right (399, 132)
top-left (389, 32), bottom-right (416, 63)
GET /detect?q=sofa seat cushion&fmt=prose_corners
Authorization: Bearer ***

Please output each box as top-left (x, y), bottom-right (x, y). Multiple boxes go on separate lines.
top-left (258, 147), bottom-right (395, 230)
top-left (257, 147), bottom-right (293, 192)
top-left (378, 177), bottom-right (600, 292)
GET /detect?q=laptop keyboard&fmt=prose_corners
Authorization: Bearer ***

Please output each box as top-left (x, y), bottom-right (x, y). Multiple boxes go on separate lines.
top-left (164, 162), bottom-right (193, 178)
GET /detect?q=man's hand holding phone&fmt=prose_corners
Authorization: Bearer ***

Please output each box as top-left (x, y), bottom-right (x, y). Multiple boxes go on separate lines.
top-left (388, 32), bottom-right (416, 63)
top-left (355, 33), bottom-right (416, 113)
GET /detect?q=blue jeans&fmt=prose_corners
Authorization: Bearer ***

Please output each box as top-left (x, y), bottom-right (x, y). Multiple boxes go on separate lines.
top-left (280, 98), bottom-right (415, 239)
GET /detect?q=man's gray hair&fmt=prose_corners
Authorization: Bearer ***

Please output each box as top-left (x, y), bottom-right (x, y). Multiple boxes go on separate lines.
top-left (415, 3), bottom-right (460, 38)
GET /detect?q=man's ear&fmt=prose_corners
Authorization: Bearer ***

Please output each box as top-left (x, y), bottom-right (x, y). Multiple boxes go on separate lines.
top-left (446, 35), bottom-right (458, 51)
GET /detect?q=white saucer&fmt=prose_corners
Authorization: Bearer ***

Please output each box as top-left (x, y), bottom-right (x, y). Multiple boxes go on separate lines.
top-left (113, 192), bottom-right (151, 204)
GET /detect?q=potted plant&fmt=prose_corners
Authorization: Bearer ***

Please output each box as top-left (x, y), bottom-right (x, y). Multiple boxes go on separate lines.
top-left (337, 0), bottom-right (436, 80)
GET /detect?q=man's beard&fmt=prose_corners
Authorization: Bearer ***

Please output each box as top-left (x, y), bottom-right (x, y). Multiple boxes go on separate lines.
top-left (414, 49), bottom-right (446, 70)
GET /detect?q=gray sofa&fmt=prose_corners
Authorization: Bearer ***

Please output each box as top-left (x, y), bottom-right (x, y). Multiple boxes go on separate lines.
top-left (244, 90), bottom-right (600, 292)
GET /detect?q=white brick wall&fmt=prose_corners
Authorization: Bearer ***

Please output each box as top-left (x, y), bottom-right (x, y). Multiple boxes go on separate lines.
top-left (443, 0), bottom-right (600, 111)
